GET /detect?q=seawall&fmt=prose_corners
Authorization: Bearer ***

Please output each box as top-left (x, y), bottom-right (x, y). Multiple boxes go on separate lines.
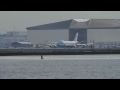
top-left (0, 48), bottom-right (120, 56)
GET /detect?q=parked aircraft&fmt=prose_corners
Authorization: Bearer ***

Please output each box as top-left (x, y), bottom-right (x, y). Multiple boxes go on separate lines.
top-left (56, 33), bottom-right (78, 47)
top-left (47, 32), bottom-right (88, 48)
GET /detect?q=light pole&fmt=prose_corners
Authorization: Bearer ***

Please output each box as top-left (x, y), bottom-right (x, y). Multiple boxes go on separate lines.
top-left (14, 26), bottom-right (15, 42)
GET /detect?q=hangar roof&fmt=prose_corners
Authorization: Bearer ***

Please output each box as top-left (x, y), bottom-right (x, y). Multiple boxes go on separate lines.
top-left (26, 19), bottom-right (120, 30)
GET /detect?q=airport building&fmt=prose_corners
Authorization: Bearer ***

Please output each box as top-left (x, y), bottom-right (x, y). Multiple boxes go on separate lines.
top-left (26, 19), bottom-right (120, 47)
top-left (0, 31), bottom-right (28, 48)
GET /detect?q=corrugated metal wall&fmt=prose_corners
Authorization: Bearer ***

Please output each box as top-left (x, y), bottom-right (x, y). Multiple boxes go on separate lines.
top-left (27, 30), bottom-right (69, 47)
top-left (87, 29), bottom-right (120, 43)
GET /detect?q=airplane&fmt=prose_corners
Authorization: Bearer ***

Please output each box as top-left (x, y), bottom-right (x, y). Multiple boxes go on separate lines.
top-left (56, 32), bottom-right (78, 48)
top-left (47, 32), bottom-right (87, 48)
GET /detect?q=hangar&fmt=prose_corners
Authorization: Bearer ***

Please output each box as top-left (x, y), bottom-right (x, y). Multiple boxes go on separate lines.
top-left (26, 19), bottom-right (120, 47)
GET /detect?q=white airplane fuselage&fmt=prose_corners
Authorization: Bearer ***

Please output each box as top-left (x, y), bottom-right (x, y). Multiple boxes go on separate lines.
top-left (57, 40), bottom-right (78, 47)
top-left (56, 32), bottom-right (79, 47)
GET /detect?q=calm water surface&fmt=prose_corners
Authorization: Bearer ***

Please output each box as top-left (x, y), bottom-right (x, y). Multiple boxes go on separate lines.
top-left (0, 54), bottom-right (120, 79)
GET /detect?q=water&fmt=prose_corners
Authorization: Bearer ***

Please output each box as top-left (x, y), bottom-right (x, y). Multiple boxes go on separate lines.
top-left (0, 54), bottom-right (120, 79)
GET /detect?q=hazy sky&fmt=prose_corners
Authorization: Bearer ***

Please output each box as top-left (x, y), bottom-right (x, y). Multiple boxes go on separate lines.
top-left (0, 11), bottom-right (120, 34)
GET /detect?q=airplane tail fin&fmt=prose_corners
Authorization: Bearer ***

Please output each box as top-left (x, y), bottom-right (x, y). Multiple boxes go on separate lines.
top-left (73, 33), bottom-right (78, 41)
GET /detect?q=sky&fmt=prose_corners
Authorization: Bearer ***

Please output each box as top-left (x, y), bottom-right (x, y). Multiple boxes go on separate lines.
top-left (0, 11), bottom-right (120, 34)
